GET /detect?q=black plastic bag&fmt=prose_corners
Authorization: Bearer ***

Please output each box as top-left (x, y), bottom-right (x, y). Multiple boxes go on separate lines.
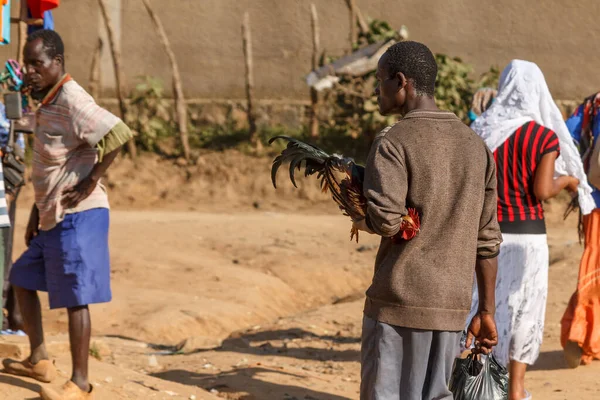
top-left (448, 353), bottom-right (509, 400)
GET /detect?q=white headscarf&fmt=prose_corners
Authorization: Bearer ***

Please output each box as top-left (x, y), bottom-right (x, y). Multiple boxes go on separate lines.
top-left (471, 60), bottom-right (595, 215)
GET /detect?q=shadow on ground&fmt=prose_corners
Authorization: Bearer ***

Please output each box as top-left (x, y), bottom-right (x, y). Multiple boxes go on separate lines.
top-left (152, 368), bottom-right (352, 400)
top-left (528, 350), bottom-right (570, 371)
top-left (112, 328), bottom-right (361, 363)
top-left (0, 373), bottom-right (41, 399)
top-left (212, 328), bottom-right (360, 363)
top-left (226, 328), bottom-right (361, 345)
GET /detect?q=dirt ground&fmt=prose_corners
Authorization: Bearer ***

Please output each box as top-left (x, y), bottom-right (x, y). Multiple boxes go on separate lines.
top-left (1, 152), bottom-right (599, 399)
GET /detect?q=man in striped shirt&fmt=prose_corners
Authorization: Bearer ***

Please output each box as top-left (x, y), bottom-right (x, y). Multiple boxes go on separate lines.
top-left (2, 30), bottom-right (133, 400)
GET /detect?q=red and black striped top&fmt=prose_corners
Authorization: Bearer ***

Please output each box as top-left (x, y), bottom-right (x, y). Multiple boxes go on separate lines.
top-left (494, 121), bottom-right (560, 234)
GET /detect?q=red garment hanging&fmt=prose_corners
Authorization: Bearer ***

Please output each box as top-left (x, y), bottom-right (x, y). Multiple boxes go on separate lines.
top-left (27, 0), bottom-right (59, 19)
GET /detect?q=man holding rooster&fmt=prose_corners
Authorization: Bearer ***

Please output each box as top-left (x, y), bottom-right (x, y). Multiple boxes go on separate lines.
top-left (354, 41), bottom-right (502, 399)
top-left (271, 40), bottom-right (502, 399)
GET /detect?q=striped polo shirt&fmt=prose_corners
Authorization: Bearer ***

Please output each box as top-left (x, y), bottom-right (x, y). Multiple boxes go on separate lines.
top-left (34, 75), bottom-right (121, 231)
top-left (495, 121), bottom-right (560, 234)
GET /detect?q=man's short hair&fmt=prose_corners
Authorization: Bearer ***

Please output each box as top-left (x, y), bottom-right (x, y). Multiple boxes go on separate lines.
top-left (384, 41), bottom-right (437, 97)
top-left (27, 29), bottom-right (64, 60)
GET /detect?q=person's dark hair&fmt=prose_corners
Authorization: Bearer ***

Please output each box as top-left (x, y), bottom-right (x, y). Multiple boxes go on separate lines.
top-left (384, 41), bottom-right (437, 97)
top-left (27, 29), bottom-right (64, 61)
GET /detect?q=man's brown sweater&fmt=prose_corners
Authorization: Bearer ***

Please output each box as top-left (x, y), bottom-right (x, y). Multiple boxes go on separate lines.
top-left (363, 109), bottom-right (502, 332)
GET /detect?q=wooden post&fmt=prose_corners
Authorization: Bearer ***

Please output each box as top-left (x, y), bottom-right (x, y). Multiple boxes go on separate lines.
top-left (354, 2), bottom-right (369, 35)
top-left (140, 0), bottom-right (190, 161)
top-left (97, 0), bottom-right (137, 159)
top-left (17, 0), bottom-right (28, 65)
top-left (89, 38), bottom-right (103, 100)
top-left (346, 0), bottom-right (368, 44)
top-left (242, 12), bottom-right (261, 150)
top-left (309, 4), bottom-right (319, 138)
top-left (346, 0), bottom-right (356, 49)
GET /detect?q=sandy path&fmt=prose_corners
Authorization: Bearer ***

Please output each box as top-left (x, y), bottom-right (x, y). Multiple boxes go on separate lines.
top-left (11, 209), bottom-right (380, 345)
top-left (0, 344), bottom-right (219, 400)
top-left (1, 204), bottom-right (598, 399)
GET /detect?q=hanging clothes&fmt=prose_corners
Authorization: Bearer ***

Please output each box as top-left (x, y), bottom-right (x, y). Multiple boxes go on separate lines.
top-left (27, 8), bottom-right (54, 34)
top-left (27, 0), bottom-right (59, 19)
top-left (0, 1), bottom-right (3, 43)
top-left (565, 93), bottom-right (600, 207)
top-left (0, 0), bottom-right (10, 45)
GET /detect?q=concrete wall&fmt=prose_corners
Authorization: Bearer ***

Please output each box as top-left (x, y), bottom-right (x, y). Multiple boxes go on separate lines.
top-left (1, 0), bottom-right (598, 102)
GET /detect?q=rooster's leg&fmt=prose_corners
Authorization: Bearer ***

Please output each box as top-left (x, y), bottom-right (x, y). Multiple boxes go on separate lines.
top-left (350, 225), bottom-right (359, 243)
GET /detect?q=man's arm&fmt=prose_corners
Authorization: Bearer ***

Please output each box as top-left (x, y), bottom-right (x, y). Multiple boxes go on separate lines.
top-left (475, 148), bottom-right (502, 259)
top-left (466, 256), bottom-right (499, 354)
top-left (361, 136), bottom-right (408, 237)
top-left (61, 121), bottom-right (133, 209)
top-left (466, 147), bottom-right (502, 353)
top-left (475, 257), bottom-right (497, 315)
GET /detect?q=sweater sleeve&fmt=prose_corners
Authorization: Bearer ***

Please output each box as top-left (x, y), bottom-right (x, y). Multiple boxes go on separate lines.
top-left (363, 136), bottom-right (408, 237)
top-left (477, 147), bottom-right (503, 259)
top-left (96, 121), bottom-right (134, 162)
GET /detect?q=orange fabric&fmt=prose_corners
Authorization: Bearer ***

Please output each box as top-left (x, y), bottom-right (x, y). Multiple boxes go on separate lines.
top-left (561, 209), bottom-right (600, 364)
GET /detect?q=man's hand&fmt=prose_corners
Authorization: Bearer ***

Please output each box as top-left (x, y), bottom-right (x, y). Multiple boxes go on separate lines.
top-left (465, 312), bottom-right (498, 354)
top-left (25, 204), bottom-right (39, 247)
top-left (352, 218), bottom-right (374, 234)
top-left (61, 176), bottom-right (98, 209)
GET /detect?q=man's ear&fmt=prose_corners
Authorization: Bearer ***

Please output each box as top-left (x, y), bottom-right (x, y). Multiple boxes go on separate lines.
top-left (396, 72), bottom-right (407, 92)
top-left (54, 54), bottom-right (64, 68)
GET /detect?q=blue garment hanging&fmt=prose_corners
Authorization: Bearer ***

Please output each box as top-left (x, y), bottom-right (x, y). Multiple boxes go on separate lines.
top-left (27, 7), bottom-right (54, 34)
top-left (1, 0), bottom-right (10, 45)
top-left (566, 100), bottom-right (600, 207)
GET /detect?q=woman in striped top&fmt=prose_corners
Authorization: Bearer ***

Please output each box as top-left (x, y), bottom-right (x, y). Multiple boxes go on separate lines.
top-left (466, 60), bottom-right (594, 400)
top-left (495, 120), bottom-right (570, 234)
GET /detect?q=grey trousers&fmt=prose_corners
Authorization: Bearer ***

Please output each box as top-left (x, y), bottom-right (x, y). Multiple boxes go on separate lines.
top-left (360, 315), bottom-right (461, 400)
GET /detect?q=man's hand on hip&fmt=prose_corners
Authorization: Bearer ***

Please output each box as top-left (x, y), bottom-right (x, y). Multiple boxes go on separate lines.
top-left (61, 176), bottom-right (98, 210)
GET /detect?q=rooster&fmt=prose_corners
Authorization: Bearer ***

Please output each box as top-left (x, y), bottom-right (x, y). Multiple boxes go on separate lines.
top-left (269, 136), bottom-right (420, 242)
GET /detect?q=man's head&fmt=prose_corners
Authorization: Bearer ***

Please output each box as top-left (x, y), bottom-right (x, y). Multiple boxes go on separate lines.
top-left (23, 30), bottom-right (65, 100)
top-left (375, 41), bottom-right (437, 116)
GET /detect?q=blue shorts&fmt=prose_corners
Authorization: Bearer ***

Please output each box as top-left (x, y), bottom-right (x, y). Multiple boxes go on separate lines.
top-left (10, 208), bottom-right (112, 309)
